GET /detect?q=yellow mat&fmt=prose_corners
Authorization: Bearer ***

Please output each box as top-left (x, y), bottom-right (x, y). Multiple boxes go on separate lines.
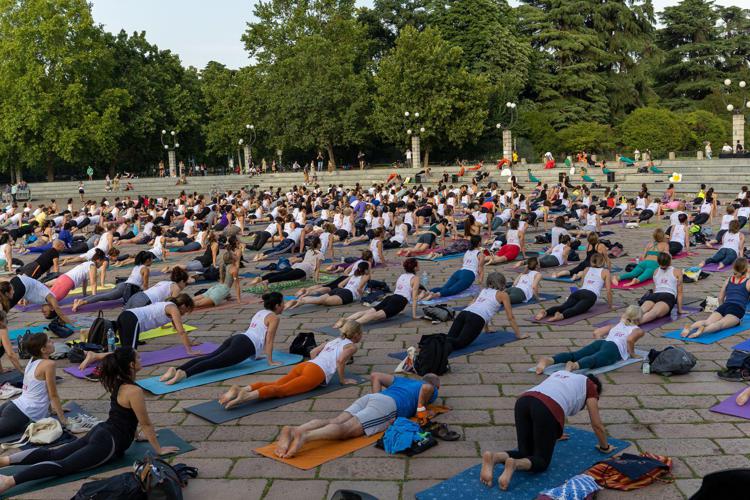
top-left (69, 283), bottom-right (116, 296)
top-left (139, 323), bottom-right (197, 340)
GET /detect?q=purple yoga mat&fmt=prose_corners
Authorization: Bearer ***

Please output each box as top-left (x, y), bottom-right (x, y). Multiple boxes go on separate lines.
top-left (594, 306), bottom-right (701, 332)
top-left (702, 263), bottom-right (733, 272)
top-left (63, 342), bottom-right (219, 378)
top-left (530, 302), bottom-right (624, 326)
top-left (60, 299), bottom-right (122, 315)
top-left (710, 389), bottom-right (750, 419)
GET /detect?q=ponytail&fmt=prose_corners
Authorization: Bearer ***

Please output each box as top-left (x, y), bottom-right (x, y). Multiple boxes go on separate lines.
top-left (99, 347), bottom-right (136, 394)
top-left (0, 282), bottom-right (11, 312)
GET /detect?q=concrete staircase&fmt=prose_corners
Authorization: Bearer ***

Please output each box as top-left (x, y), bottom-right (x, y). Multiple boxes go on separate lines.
top-left (19, 158), bottom-right (750, 204)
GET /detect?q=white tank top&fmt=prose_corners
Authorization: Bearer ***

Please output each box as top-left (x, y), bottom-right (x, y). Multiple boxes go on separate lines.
top-left (551, 243), bottom-right (566, 265)
top-left (528, 370), bottom-right (588, 417)
top-left (582, 267), bottom-right (605, 297)
top-left (64, 261), bottom-right (93, 286)
top-left (95, 233), bottom-right (110, 252)
top-left (131, 302), bottom-right (171, 331)
top-left (342, 216), bottom-right (353, 233)
top-left (13, 359), bottom-right (50, 421)
top-left (150, 235), bottom-right (164, 259)
top-left (144, 280), bottom-right (173, 303)
top-left (391, 224), bottom-right (407, 244)
top-left (723, 232), bottom-right (741, 253)
top-left (310, 337), bottom-right (353, 384)
top-left (739, 207), bottom-right (750, 218)
top-left (605, 321), bottom-right (638, 361)
top-left (465, 288), bottom-right (501, 323)
top-left (126, 265), bottom-right (145, 287)
top-left (319, 232), bottom-right (331, 254)
top-left (721, 214), bottom-right (734, 230)
top-left (344, 274), bottom-right (365, 300)
top-left (394, 273), bottom-right (414, 303)
top-left (670, 224), bottom-right (685, 244)
top-left (370, 240), bottom-right (382, 264)
top-left (636, 197), bottom-right (646, 210)
top-left (701, 201), bottom-right (712, 214)
top-left (586, 213), bottom-right (597, 227)
top-left (506, 229), bottom-right (520, 247)
top-left (653, 266), bottom-right (678, 296)
top-left (243, 309), bottom-right (272, 355)
top-left (646, 202), bottom-right (659, 213)
top-left (461, 249), bottom-right (480, 275)
top-left (515, 270), bottom-right (538, 302)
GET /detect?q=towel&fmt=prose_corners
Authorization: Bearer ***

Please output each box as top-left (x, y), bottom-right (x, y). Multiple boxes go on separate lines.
top-left (382, 417), bottom-right (421, 455)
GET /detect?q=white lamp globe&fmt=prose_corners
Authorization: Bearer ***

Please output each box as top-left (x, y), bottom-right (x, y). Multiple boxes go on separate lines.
top-left (727, 104), bottom-right (735, 112)
top-left (414, 112), bottom-right (420, 118)
top-left (420, 127), bottom-right (425, 133)
top-left (511, 102), bottom-right (517, 108)
top-left (496, 123), bottom-right (501, 129)
top-left (163, 145), bottom-right (168, 150)
top-left (171, 131), bottom-right (176, 136)
top-left (407, 129), bottom-right (412, 135)
top-left (741, 81), bottom-right (747, 88)
top-left (161, 129), bottom-right (166, 135)
top-left (175, 143), bottom-right (180, 148)
top-left (404, 111), bottom-right (410, 117)
top-left (250, 125), bottom-right (255, 130)
top-left (239, 139), bottom-right (244, 145)
top-left (725, 79), bottom-right (732, 86)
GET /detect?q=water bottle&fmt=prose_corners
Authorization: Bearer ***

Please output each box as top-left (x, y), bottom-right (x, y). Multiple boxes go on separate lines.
top-left (642, 360), bottom-right (650, 374)
top-left (107, 327), bottom-right (116, 353)
top-left (420, 271), bottom-right (429, 288)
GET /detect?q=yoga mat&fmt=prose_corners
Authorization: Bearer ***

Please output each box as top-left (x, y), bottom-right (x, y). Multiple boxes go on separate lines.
top-left (282, 302), bottom-right (342, 317)
top-left (415, 427), bottom-right (629, 500)
top-left (137, 351), bottom-right (303, 395)
top-left (530, 303), bottom-right (624, 326)
top-left (663, 317), bottom-right (750, 344)
top-left (543, 275), bottom-right (576, 283)
top-left (68, 283), bottom-right (116, 296)
top-left (419, 285), bottom-right (481, 306)
top-left (8, 317), bottom-right (96, 340)
top-left (594, 306), bottom-right (701, 332)
top-left (64, 342), bottom-right (220, 378)
top-left (316, 312), bottom-right (423, 336)
top-left (613, 279), bottom-right (652, 289)
top-left (702, 263), bottom-right (733, 272)
top-left (184, 374), bottom-right (367, 424)
top-left (734, 338), bottom-right (750, 351)
top-left (2, 402), bottom-right (86, 449)
top-left (334, 240), bottom-right (369, 248)
top-left (416, 253), bottom-right (463, 262)
top-left (710, 389), bottom-right (750, 420)
top-left (244, 278), bottom-right (316, 295)
top-left (60, 298), bottom-right (122, 315)
top-left (0, 429), bottom-right (193, 499)
top-left (527, 349), bottom-right (649, 376)
top-left (139, 323), bottom-right (197, 341)
top-left (388, 331), bottom-right (519, 361)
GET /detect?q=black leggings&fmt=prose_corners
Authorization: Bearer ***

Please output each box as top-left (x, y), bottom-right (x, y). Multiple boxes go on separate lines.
top-left (178, 335), bottom-right (256, 377)
top-left (603, 207), bottom-right (621, 220)
top-left (693, 213), bottom-right (709, 225)
top-left (382, 239), bottom-right (402, 249)
top-left (10, 425), bottom-right (118, 485)
top-left (567, 258), bottom-right (591, 277)
top-left (669, 241), bottom-right (683, 256)
top-left (0, 401), bottom-right (31, 439)
top-left (508, 396), bottom-right (562, 472)
top-left (539, 255), bottom-right (561, 268)
top-left (262, 268), bottom-right (306, 284)
top-left (446, 310), bottom-right (485, 350)
top-left (62, 241), bottom-right (89, 254)
top-left (546, 289), bottom-right (597, 319)
top-left (638, 209), bottom-right (654, 222)
top-left (116, 310), bottom-right (140, 349)
top-left (248, 231), bottom-right (271, 251)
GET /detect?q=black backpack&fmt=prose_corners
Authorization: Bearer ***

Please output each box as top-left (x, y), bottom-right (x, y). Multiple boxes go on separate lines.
top-left (135, 455), bottom-right (186, 500)
top-left (414, 334), bottom-right (452, 376)
top-left (289, 332), bottom-right (317, 358)
top-left (72, 470), bottom-right (146, 500)
top-left (48, 317), bottom-right (75, 338)
top-left (422, 305), bottom-right (455, 323)
top-left (88, 310), bottom-right (116, 349)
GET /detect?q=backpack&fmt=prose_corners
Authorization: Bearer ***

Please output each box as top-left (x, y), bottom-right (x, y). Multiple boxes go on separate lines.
top-left (289, 332), bottom-right (317, 358)
top-left (16, 330), bottom-right (34, 359)
top-left (684, 270), bottom-right (709, 283)
top-left (135, 455), bottom-right (185, 500)
top-left (87, 310), bottom-right (116, 349)
top-left (68, 343), bottom-right (105, 364)
top-left (648, 346), bottom-right (697, 375)
top-left (587, 452), bottom-right (673, 491)
top-left (422, 305), bottom-right (455, 323)
top-left (360, 290), bottom-right (386, 305)
top-left (414, 334), bottom-right (452, 376)
top-left (48, 317), bottom-right (75, 339)
top-left (72, 471), bottom-right (146, 500)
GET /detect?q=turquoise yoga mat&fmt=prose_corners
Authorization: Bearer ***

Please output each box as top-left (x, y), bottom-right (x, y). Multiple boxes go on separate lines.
top-left (663, 317), bottom-right (750, 344)
top-left (527, 349), bottom-right (650, 376)
top-left (137, 351), bottom-right (303, 395)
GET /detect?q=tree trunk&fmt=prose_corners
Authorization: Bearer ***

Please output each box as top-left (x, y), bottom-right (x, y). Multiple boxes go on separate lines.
top-left (326, 142), bottom-right (336, 171)
top-left (422, 145), bottom-right (430, 170)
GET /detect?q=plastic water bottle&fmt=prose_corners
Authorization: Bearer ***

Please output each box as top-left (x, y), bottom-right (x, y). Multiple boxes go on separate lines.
top-left (642, 360), bottom-right (650, 374)
top-left (420, 271), bottom-right (429, 288)
top-left (107, 327), bottom-right (116, 353)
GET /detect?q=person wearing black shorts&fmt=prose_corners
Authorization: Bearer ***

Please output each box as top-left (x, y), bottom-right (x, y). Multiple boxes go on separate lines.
top-left (638, 253), bottom-right (683, 324)
top-left (286, 262), bottom-right (369, 311)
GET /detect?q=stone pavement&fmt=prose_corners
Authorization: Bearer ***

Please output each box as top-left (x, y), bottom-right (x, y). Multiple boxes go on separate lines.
top-left (6, 222), bottom-right (745, 499)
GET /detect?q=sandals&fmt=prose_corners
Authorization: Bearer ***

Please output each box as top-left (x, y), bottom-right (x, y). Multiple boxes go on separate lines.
top-left (424, 421), bottom-right (460, 441)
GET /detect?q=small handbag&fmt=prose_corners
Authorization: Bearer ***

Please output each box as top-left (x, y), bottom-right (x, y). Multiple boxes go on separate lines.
top-left (289, 332), bottom-right (317, 358)
top-left (1, 418), bottom-right (63, 449)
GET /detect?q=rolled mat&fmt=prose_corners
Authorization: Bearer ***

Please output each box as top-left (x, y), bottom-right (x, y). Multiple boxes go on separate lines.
top-left (594, 306), bottom-right (701, 332)
top-left (414, 427), bottom-right (629, 500)
top-left (419, 285), bottom-right (481, 306)
top-left (139, 323), bottom-right (197, 341)
top-left (527, 349), bottom-right (650, 376)
top-left (662, 317), bottom-right (750, 344)
top-left (710, 389), bottom-right (750, 420)
top-left (388, 331), bottom-right (519, 361)
top-left (137, 351), bottom-right (303, 394)
top-left (530, 303), bottom-right (624, 326)
top-left (64, 342), bottom-right (220, 378)
top-left (0, 429), bottom-right (193, 499)
top-left (185, 374), bottom-right (367, 424)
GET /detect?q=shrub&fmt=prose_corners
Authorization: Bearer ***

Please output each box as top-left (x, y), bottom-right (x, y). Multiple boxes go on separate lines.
top-left (618, 107), bottom-right (689, 156)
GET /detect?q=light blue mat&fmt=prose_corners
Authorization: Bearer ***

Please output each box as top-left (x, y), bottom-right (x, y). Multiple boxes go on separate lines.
top-left (137, 351), bottom-right (303, 394)
top-left (663, 318), bottom-right (750, 344)
top-left (527, 349), bottom-right (649, 375)
top-left (415, 427), bottom-right (629, 500)
top-left (416, 253), bottom-right (464, 262)
top-left (419, 285), bottom-right (481, 305)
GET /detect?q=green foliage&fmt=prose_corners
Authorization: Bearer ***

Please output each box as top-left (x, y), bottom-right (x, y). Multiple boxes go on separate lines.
top-left (515, 109), bottom-right (558, 159)
top-left (556, 123), bottom-right (614, 153)
top-left (680, 110), bottom-right (730, 151)
top-left (618, 107), bottom-right (689, 155)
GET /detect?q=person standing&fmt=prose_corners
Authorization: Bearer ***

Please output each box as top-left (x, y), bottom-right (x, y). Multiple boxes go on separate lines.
top-left (705, 142), bottom-right (712, 160)
top-left (316, 151), bottom-right (324, 172)
top-left (737, 141), bottom-right (744, 154)
top-left (86, 166), bottom-right (93, 181)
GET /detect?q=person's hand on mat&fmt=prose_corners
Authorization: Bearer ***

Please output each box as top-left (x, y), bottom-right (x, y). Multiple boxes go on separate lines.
top-left (267, 360), bottom-right (283, 367)
top-left (158, 445), bottom-right (180, 456)
top-left (342, 378), bottom-right (359, 385)
top-left (596, 443), bottom-right (614, 453)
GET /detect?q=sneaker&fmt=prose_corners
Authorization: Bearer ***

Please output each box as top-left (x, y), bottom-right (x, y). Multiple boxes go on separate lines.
top-left (717, 369), bottom-right (743, 382)
top-left (0, 383), bottom-right (21, 400)
top-left (67, 418), bottom-right (98, 434)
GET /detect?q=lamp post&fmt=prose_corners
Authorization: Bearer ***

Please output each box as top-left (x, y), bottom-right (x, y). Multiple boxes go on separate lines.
top-left (495, 101), bottom-right (518, 161)
top-left (239, 124), bottom-right (256, 174)
top-left (160, 130), bottom-right (180, 178)
top-left (404, 111), bottom-right (425, 169)
top-left (720, 79), bottom-right (750, 152)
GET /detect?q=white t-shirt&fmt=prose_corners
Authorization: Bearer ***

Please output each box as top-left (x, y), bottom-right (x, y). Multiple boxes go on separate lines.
top-left (64, 262), bottom-right (93, 286)
top-left (528, 370), bottom-right (588, 417)
top-left (605, 322), bottom-right (639, 361)
top-left (464, 288), bottom-right (501, 323)
top-left (143, 280), bottom-right (174, 304)
top-left (292, 250), bottom-right (322, 277)
top-left (18, 275), bottom-right (51, 304)
top-left (394, 273), bottom-right (414, 303)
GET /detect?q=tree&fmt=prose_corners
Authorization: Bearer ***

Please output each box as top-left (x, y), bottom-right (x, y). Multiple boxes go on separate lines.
top-left (717, 6), bottom-right (750, 79)
top-left (557, 123), bottom-right (614, 153)
top-left (680, 110), bottom-right (730, 151)
top-left (372, 26), bottom-right (489, 167)
top-left (618, 107), bottom-right (689, 155)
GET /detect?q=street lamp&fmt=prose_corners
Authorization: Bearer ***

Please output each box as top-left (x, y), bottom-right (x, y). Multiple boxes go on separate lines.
top-left (160, 130), bottom-right (179, 177)
top-left (404, 111), bottom-right (425, 169)
top-left (496, 102), bottom-right (519, 160)
top-left (239, 124), bottom-right (257, 174)
top-left (720, 79), bottom-right (750, 152)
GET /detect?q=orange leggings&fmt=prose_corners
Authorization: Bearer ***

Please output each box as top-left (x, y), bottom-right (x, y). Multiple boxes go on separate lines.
top-left (250, 362), bottom-right (325, 400)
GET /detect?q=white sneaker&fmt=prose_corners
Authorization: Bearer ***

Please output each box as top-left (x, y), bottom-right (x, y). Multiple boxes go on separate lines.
top-left (67, 418), bottom-right (98, 434)
top-left (0, 383), bottom-right (21, 400)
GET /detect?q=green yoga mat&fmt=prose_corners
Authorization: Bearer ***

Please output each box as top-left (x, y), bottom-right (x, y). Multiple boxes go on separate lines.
top-left (243, 273), bottom-right (337, 295)
top-left (0, 429), bottom-right (193, 499)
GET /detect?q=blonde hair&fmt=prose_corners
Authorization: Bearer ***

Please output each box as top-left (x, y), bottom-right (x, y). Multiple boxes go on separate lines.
top-left (621, 305), bottom-right (643, 326)
top-left (339, 320), bottom-right (362, 340)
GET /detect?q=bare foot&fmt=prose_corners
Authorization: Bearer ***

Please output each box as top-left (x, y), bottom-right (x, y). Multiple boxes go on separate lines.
top-left (164, 369), bottom-right (186, 385)
top-left (534, 310), bottom-right (547, 321)
top-left (275, 426), bottom-right (294, 457)
top-left (79, 351), bottom-right (96, 371)
top-left (535, 357), bottom-right (554, 375)
top-left (688, 327), bottom-right (704, 339)
top-left (548, 312), bottom-right (564, 322)
top-left (218, 385), bottom-right (241, 405)
top-left (737, 388), bottom-right (750, 406)
top-left (498, 457), bottom-right (516, 490)
top-left (333, 318), bottom-right (345, 329)
top-left (159, 367), bottom-right (176, 382)
top-left (565, 361), bottom-right (580, 372)
top-left (698, 261), bottom-right (705, 268)
top-left (0, 475), bottom-right (16, 494)
top-left (480, 451), bottom-right (495, 486)
top-left (71, 299), bottom-right (83, 312)
top-left (286, 300), bottom-right (299, 310)
top-left (224, 387), bottom-right (259, 409)
top-left (680, 326), bottom-right (692, 338)
top-left (283, 427), bottom-right (307, 458)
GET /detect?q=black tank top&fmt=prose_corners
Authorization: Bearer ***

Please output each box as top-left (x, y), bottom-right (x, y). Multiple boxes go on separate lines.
top-left (102, 384), bottom-right (139, 455)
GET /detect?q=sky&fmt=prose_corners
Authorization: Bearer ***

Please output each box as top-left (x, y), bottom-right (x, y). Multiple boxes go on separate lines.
top-left (91, 0), bottom-right (747, 70)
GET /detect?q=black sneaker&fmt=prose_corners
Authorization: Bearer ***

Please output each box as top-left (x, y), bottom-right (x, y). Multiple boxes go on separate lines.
top-left (717, 369), bottom-right (742, 381)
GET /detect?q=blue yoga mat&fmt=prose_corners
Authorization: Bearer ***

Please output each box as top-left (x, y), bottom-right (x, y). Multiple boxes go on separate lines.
top-left (733, 338), bottom-right (750, 351)
top-left (543, 275), bottom-right (576, 283)
top-left (419, 285), bottom-right (481, 306)
top-left (137, 351), bottom-right (303, 395)
top-left (663, 318), bottom-right (750, 344)
top-left (388, 331), bottom-right (518, 361)
top-left (416, 253), bottom-right (464, 262)
top-left (9, 325), bottom-right (48, 341)
top-left (415, 427), bottom-right (629, 500)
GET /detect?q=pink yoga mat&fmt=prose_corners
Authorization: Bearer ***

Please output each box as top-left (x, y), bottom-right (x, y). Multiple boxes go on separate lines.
top-left (612, 279), bottom-right (652, 290)
top-left (530, 303), bottom-right (624, 326)
top-left (63, 342), bottom-right (219, 378)
top-left (710, 389), bottom-right (750, 419)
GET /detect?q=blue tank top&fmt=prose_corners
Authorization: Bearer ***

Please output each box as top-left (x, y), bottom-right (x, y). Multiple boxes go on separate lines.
top-left (725, 277), bottom-right (750, 307)
top-left (381, 377), bottom-right (438, 418)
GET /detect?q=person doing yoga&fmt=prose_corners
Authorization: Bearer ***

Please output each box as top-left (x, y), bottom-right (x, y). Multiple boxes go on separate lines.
top-left (534, 254), bottom-right (612, 322)
top-left (552, 232), bottom-right (608, 279)
top-left (535, 305), bottom-right (645, 373)
top-left (516, 236), bottom-right (574, 271)
top-left (0, 276), bottom-right (71, 325)
top-left (397, 219), bottom-right (448, 256)
top-left (124, 267), bottom-right (189, 309)
top-left (246, 236), bottom-right (323, 289)
top-left (446, 273), bottom-right (524, 349)
top-left (615, 229), bottom-right (669, 286)
top-left (488, 219), bottom-right (526, 265)
top-left (286, 261), bottom-right (370, 310)
top-left (192, 250), bottom-right (243, 308)
top-left (699, 220), bottom-right (744, 271)
top-left (72, 251), bottom-right (153, 312)
top-left (47, 249), bottom-right (107, 301)
top-left (638, 253), bottom-right (684, 323)
top-left (0, 332), bottom-right (67, 439)
top-left (479, 371), bottom-right (611, 491)
top-left (334, 258), bottom-right (420, 327)
top-left (681, 258), bottom-right (750, 338)
top-left (0, 347), bottom-right (180, 495)
top-left (219, 320), bottom-right (362, 409)
top-left (274, 372), bottom-right (439, 459)
top-left (669, 213), bottom-right (689, 256)
top-left (421, 235), bottom-right (484, 301)
top-left (159, 292), bottom-right (284, 385)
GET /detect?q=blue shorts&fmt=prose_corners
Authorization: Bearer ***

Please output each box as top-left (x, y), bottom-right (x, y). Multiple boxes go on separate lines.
top-left (716, 302), bottom-right (745, 320)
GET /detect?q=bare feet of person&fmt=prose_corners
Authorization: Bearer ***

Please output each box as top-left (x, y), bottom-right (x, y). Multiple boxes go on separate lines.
top-left (275, 426), bottom-right (293, 457)
top-left (159, 367), bottom-right (176, 382)
top-left (627, 279), bottom-right (638, 287)
top-left (688, 326), bottom-right (704, 339)
top-left (79, 351), bottom-right (96, 371)
top-left (0, 475), bottom-right (15, 494)
top-left (480, 451), bottom-right (495, 486)
top-left (534, 310), bottom-right (547, 321)
top-left (548, 312), bottom-right (564, 322)
top-left (164, 369), bottom-right (186, 385)
top-left (698, 261), bottom-right (705, 268)
top-left (718, 263), bottom-right (725, 270)
top-left (498, 457), bottom-right (516, 490)
top-left (565, 361), bottom-right (580, 372)
top-left (71, 299), bottom-right (83, 312)
top-left (333, 318), bottom-right (345, 329)
top-left (224, 387), bottom-right (258, 409)
top-left (680, 326), bottom-right (692, 338)
top-left (535, 356), bottom-right (554, 375)
top-left (218, 385), bottom-right (241, 406)
top-left (737, 387), bottom-right (750, 406)
top-left (286, 300), bottom-right (299, 310)
top-left (283, 427), bottom-right (306, 458)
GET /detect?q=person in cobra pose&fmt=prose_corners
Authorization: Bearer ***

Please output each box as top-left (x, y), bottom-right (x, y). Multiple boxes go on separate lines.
top-left (421, 235), bottom-right (484, 301)
top-left (614, 229), bottom-right (669, 287)
top-left (285, 261), bottom-right (370, 310)
top-left (123, 267), bottom-right (189, 309)
top-left (637, 253), bottom-right (684, 324)
top-left (699, 220), bottom-right (744, 271)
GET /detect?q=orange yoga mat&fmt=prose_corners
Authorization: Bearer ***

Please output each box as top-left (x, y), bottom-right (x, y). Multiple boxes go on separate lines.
top-left (254, 405), bottom-right (450, 470)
